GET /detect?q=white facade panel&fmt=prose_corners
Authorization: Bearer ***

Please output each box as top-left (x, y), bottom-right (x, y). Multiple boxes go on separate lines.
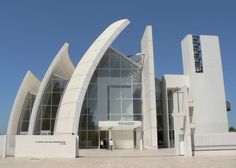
top-left (193, 133), bottom-right (236, 155)
top-left (164, 75), bottom-right (190, 89)
top-left (194, 133), bottom-right (236, 147)
top-left (0, 135), bottom-right (6, 157)
top-left (15, 135), bottom-right (77, 158)
top-left (111, 130), bottom-right (134, 149)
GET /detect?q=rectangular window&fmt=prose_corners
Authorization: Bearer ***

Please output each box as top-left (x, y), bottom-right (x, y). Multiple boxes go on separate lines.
top-left (192, 35), bottom-right (203, 73)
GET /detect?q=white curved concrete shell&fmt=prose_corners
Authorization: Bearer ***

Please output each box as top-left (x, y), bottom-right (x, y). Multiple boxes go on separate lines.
top-left (55, 19), bottom-right (130, 134)
top-left (7, 71), bottom-right (40, 136)
top-left (28, 43), bottom-right (75, 134)
top-left (6, 71), bottom-right (40, 156)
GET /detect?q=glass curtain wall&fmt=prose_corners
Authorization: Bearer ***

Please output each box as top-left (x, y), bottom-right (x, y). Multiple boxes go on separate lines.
top-left (35, 75), bottom-right (67, 135)
top-left (78, 48), bottom-right (142, 148)
top-left (17, 93), bottom-right (36, 135)
top-left (155, 79), bottom-right (165, 148)
top-left (168, 90), bottom-right (175, 147)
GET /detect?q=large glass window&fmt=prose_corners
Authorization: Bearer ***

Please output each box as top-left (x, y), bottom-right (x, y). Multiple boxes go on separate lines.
top-left (17, 93), bottom-right (36, 135)
top-left (35, 75), bottom-right (67, 135)
top-left (155, 79), bottom-right (165, 148)
top-left (78, 48), bottom-right (142, 148)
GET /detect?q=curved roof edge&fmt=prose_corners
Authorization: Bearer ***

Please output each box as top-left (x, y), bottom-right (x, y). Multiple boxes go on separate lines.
top-left (28, 43), bottom-right (75, 134)
top-left (7, 71), bottom-right (41, 136)
top-left (55, 19), bottom-right (130, 134)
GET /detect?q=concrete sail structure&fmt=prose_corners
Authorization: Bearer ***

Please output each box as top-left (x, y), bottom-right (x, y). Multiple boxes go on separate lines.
top-left (6, 71), bottom-right (40, 156)
top-left (7, 71), bottom-right (40, 136)
top-left (28, 43), bottom-right (75, 135)
top-left (55, 19), bottom-right (130, 134)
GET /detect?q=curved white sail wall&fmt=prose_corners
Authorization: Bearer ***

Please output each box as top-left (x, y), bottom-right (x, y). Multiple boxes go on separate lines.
top-left (6, 71), bottom-right (40, 155)
top-left (55, 19), bottom-right (130, 134)
top-left (28, 43), bottom-right (75, 134)
top-left (7, 71), bottom-right (40, 136)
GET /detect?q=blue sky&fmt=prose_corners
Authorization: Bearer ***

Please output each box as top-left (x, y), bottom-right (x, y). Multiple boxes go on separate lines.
top-left (0, 0), bottom-right (235, 133)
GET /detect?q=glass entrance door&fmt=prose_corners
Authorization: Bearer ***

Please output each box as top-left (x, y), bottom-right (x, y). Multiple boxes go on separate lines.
top-left (99, 131), bottom-right (109, 149)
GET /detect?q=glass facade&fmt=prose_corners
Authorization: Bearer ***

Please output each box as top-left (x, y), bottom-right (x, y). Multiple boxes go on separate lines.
top-left (17, 93), bottom-right (36, 135)
top-left (35, 75), bottom-right (67, 135)
top-left (192, 35), bottom-right (203, 73)
top-left (167, 90), bottom-right (175, 147)
top-left (155, 79), bottom-right (165, 148)
top-left (78, 48), bottom-right (142, 148)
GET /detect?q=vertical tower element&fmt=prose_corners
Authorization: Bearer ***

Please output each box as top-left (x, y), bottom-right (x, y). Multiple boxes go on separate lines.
top-left (181, 35), bottom-right (228, 134)
top-left (141, 26), bottom-right (158, 149)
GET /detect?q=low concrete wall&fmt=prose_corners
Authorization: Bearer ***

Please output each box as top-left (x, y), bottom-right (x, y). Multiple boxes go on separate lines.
top-left (0, 135), bottom-right (6, 157)
top-left (15, 135), bottom-right (77, 158)
top-left (193, 133), bottom-right (236, 155)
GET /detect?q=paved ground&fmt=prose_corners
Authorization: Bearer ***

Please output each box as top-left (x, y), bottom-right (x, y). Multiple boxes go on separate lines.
top-left (0, 149), bottom-right (236, 168)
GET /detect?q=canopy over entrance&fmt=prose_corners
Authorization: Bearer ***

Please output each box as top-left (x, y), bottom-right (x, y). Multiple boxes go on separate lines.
top-left (98, 121), bottom-right (142, 130)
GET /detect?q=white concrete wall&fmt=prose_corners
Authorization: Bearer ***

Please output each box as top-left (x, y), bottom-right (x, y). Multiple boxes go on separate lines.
top-left (181, 35), bottom-right (228, 134)
top-left (141, 26), bottom-right (158, 150)
top-left (193, 133), bottom-right (236, 155)
top-left (194, 133), bottom-right (236, 147)
top-left (15, 135), bottom-right (77, 158)
top-left (164, 75), bottom-right (190, 89)
top-left (0, 135), bottom-right (6, 157)
top-left (172, 87), bottom-right (192, 156)
top-left (111, 131), bottom-right (134, 149)
top-left (162, 75), bottom-right (190, 148)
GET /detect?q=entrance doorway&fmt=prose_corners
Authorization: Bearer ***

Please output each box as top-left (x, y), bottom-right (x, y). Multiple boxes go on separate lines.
top-left (99, 131), bottom-right (109, 149)
top-left (98, 121), bottom-right (142, 150)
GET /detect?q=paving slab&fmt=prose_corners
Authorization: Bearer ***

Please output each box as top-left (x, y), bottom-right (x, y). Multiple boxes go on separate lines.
top-left (0, 149), bottom-right (236, 168)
